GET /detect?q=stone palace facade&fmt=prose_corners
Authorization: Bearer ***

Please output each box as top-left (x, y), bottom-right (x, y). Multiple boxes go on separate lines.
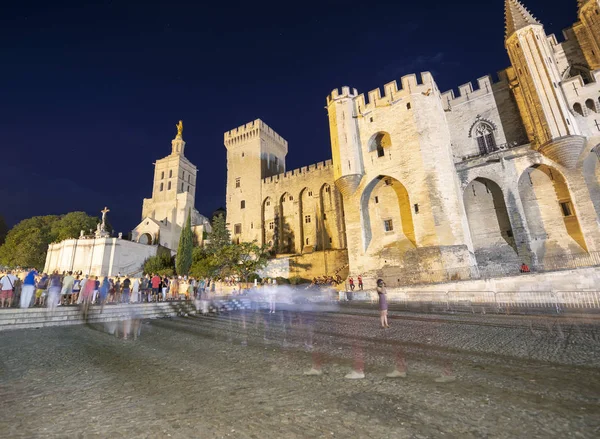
top-left (225, 0), bottom-right (600, 286)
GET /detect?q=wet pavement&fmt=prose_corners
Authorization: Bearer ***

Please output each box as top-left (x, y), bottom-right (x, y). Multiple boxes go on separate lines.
top-left (1, 306), bottom-right (599, 438)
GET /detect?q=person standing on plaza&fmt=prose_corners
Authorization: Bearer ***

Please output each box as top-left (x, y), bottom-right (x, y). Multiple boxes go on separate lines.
top-left (36, 273), bottom-right (49, 306)
top-left (131, 277), bottom-right (140, 303)
top-left (60, 271), bottom-right (75, 306)
top-left (377, 279), bottom-right (389, 328)
top-left (47, 270), bottom-right (62, 312)
top-left (0, 270), bottom-right (18, 308)
top-left (141, 275), bottom-right (149, 302)
top-left (70, 275), bottom-right (81, 305)
top-left (20, 268), bottom-right (37, 308)
top-left (358, 275), bottom-right (363, 291)
top-left (114, 277), bottom-right (121, 303)
top-left (348, 276), bottom-right (355, 291)
top-left (77, 275), bottom-right (88, 305)
top-left (80, 274), bottom-right (95, 320)
top-left (161, 276), bottom-right (169, 302)
top-left (151, 273), bottom-right (160, 302)
top-left (170, 277), bottom-right (179, 301)
top-left (92, 276), bottom-right (100, 304)
top-left (121, 276), bottom-right (131, 303)
top-left (99, 277), bottom-right (110, 312)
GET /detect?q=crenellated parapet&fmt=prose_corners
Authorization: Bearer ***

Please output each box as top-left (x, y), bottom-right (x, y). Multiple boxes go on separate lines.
top-left (224, 118), bottom-right (288, 148)
top-left (357, 73), bottom-right (437, 115)
top-left (326, 72), bottom-right (438, 115)
top-left (440, 74), bottom-right (509, 109)
top-left (261, 159), bottom-right (333, 186)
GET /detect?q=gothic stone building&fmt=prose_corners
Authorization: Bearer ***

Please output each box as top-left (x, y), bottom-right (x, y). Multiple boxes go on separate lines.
top-left (225, 0), bottom-right (600, 286)
top-left (132, 123), bottom-right (211, 250)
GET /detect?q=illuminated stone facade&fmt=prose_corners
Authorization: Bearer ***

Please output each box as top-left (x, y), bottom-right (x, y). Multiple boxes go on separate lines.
top-left (132, 124), bottom-right (211, 250)
top-left (226, 1), bottom-right (600, 286)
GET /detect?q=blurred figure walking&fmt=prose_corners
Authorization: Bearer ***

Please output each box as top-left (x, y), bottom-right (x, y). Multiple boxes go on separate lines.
top-left (47, 271), bottom-right (62, 312)
top-left (377, 279), bottom-right (389, 328)
top-left (20, 269), bottom-right (37, 308)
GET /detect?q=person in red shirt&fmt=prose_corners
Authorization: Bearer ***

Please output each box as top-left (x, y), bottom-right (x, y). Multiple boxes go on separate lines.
top-left (151, 274), bottom-right (161, 302)
top-left (348, 277), bottom-right (355, 291)
top-left (357, 275), bottom-right (363, 290)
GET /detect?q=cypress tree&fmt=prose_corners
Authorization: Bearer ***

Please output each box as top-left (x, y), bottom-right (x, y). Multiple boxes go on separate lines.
top-left (176, 210), bottom-right (193, 275)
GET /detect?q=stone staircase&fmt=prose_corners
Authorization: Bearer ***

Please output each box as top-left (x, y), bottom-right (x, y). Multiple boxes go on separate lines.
top-left (0, 298), bottom-right (252, 332)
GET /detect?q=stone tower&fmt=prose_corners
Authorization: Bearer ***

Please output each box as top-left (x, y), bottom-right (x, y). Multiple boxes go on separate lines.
top-left (224, 119), bottom-right (288, 244)
top-left (504, 0), bottom-right (584, 168)
top-left (577, 0), bottom-right (600, 69)
top-left (140, 121), bottom-right (198, 248)
top-left (327, 87), bottom-right (365, 197)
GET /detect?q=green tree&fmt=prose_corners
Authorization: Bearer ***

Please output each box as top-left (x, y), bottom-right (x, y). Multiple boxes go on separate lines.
top-left (51, 211), bottom-right (99, 242)
top-left (0, 212), bottom-right (100, 270)
top-left (143, 246), bottom-right (175, 276)
top-left (229, 241), bottom-right (270, 284)
top-left (190, 247), bottom-right (217, 279)
top-left (176, 210), bottom-right (193, 276)
top-left (0, 215), bottom-right (8, 246)
top-left (206, 213), bottom-right (230, 254)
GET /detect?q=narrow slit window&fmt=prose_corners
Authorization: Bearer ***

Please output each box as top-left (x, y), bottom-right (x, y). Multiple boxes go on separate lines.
top-left (384, 219), bottom-right (394, 232)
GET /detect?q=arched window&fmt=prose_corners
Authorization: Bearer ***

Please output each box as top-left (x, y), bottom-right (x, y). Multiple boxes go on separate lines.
top-left (368, 132), bottom-right (392, 158)
top-left (160, 183), bottom-right (164, 191)
top-left (241, 200), bottom-right (246, 209)
top-left (573, 103), bottom-right (584, 116)
top-left (474, 123), bottom-right (497, 155)
top-left (167, 181), bottom-right (171, 190)
top-left (181, 182), bottom-right (184, 192)
top-left (569, 65), bottom-right (593, 84)
top-left (586, 99), bottom-right (596, 113)
top-left (161, 171), bottom-right (164, 180)
top-left (169, 170), bottom-right (172, 178)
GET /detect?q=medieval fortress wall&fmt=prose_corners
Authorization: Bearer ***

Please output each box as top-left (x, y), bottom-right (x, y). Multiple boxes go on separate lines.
top-left (226, 0), bottom-right (600, 285)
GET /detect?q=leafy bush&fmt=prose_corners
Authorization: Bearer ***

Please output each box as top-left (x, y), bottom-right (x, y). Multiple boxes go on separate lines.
top-left (143, 246), bottom-right (175, 276)
top-left (276, 277), bottom-right (290, 285)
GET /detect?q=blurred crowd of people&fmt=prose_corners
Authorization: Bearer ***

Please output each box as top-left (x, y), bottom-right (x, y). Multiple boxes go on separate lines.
top-left (0, 268), bottom-right (215, 309)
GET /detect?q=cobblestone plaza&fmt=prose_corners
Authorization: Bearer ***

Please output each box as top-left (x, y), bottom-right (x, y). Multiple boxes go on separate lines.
top-left (1, 306), bottom-right (599, 438)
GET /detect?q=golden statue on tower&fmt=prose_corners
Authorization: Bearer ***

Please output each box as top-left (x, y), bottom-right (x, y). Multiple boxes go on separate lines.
top-left (176, 120), bottom-right (183, 137)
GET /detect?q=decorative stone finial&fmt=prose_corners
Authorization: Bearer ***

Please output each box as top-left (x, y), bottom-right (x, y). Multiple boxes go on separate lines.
top-left (505, 0), bottom-right (541, 40)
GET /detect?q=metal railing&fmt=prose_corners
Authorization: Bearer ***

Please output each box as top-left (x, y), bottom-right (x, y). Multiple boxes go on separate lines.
top-left (387, 290), bottom-right (600, 314)
top-left (384, 251), bottom-right (600, 288)
top-left (537, 251), bottom-right (600, 272)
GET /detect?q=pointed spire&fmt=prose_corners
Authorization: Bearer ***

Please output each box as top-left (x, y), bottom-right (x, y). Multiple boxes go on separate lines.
top-left (505, 0), bottom-right (541, 39)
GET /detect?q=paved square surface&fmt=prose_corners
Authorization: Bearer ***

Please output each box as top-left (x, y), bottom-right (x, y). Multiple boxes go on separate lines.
top-left (1, 309), bottom-right (600, 438)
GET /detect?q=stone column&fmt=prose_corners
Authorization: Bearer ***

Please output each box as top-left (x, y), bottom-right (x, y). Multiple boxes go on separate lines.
top-left (565, 168), bottom-right (600, 252)
top-left (502, 171), bottom-right (537, 267)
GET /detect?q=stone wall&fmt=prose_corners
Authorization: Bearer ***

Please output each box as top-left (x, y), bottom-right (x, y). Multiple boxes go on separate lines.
top-left (260, 161), bottom-right (346, 253)
top-left (383, 266), bottom-right (600, 296)
top-left (258, 249), bottom-right (349, 281)
top-left (44, 237), bottom-right (157, 277)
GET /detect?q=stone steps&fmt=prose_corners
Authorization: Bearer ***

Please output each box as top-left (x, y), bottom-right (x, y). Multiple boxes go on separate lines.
top-left (0, 298), bottom-right (252, 331)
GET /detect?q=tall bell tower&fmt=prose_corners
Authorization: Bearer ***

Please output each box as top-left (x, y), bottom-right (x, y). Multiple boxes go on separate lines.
top-left (224, 119), bottom-right (288, 245)
top-left (505, 0), bottom-right (584, 168)
top-left (140, 121), bottom-right (198, 248)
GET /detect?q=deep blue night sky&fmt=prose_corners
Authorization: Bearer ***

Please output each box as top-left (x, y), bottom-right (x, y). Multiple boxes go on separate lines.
top-left (0, 0), bottom-right (578, 234)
